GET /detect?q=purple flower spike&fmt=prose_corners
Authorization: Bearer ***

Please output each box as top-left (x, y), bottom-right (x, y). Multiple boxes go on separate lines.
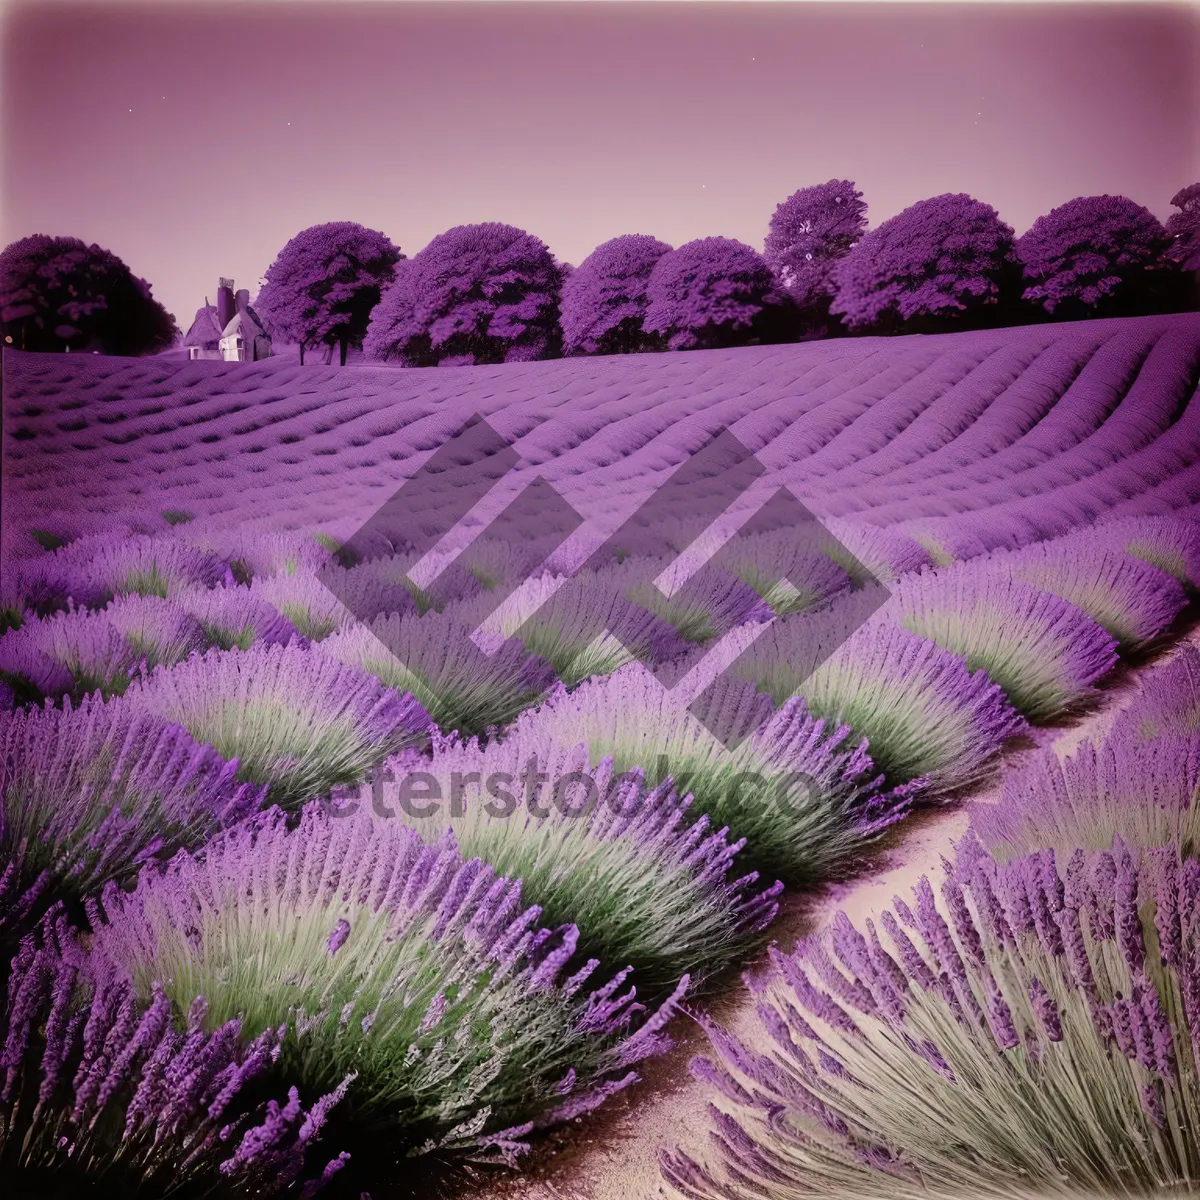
top-left (1028, 978), bottom-right (1063, 1042)
top-left (326, 919), bottom-right (351, 958)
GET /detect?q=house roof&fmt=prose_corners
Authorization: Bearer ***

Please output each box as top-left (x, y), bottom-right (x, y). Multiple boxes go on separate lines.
top-left (183, 304), bottom-right (224, 348)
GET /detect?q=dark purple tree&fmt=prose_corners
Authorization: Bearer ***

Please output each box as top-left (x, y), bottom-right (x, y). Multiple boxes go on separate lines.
top-left (560, 233), bottom-right (674, 356)
top-left (256, 221), bottom-right (403, 366)
top-left (1166, 184), bottom-right (1200, 272)
top-left (0, 235), bottom-right (178, 355)
top-left (641, 237), bottom-right (797, 352)
top-left (1015, 195), bottom-right (1174, 318)
top-left (363, 222), bottom-right (564, 366)
top-left (764, 180), bottom-right (868, 335)
top-left (829, 194), bottom-right (1018, 333)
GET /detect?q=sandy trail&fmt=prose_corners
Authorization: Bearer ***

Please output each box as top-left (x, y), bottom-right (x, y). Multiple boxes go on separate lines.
top-left (465, 624), bottom-right (1200, 1200)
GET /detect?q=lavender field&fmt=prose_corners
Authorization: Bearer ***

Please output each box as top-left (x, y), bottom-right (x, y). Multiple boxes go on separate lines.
top-left (4, 309), bottom-right (1200, 1199)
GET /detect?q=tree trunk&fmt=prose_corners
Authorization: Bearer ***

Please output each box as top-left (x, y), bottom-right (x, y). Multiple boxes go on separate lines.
top-left (299, 342), bottom-right (305, 366)
top-left (339, 336), bottom-right (348, 367)
top-left (324, 341), bottom-right (334, 366)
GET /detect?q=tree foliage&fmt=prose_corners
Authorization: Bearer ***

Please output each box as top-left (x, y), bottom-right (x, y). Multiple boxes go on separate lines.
top-left (1166, 183), bottom-right (1200, 273)
top-left (0, 235), bottom-right (178, 355)
top-left (256, 221), bottom-right (402, 366)
top-left (830, 193), bottom-right (1017, 333)
top-left (363, 222), bottom-right (564, 367)
top-left (642, 236), bottom-right (796, 352)
top-left (1015, 194), bottom-right (1173, 317)
top-left (560, 233), bottom-right (673, 356)
top-left (764, 179), bottom-right (868, 330)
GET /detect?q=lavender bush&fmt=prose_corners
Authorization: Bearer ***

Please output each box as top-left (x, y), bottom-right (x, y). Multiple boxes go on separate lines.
top-left (103, 593), bottom-right (208, 670)
top-left (0, 908), bottom-right (349, 1195)
top-left (0, 637), bottom-right (74, 707)
top-left (0, 694), bottom-right (263, 927)
top-left (1005, 537), bottom-right (1188, 651)
top-left (971, 728), bottom-right (1200, 861)
top-left (819, 519), bottom-right (934, 585)
top-left (1, 556), bottom-right (109, 626)
top-left (0, 606), bottom-right (141, 698)
top-left (880, 565), bottom-right (1119, 720)
top-left (248, 570), bottom-right (354, 642)
top-left (1113, 646), bottom-right (1200, 744)
top-left (734, 618), bottom-right (1028, 794)
top-left (179, 526), bottom-right (337, 584)
top-left (1079, 514), bottom-right (1200, 592)
top-left (478, 572), bottom-right (692, 687)
top-left (175, 584), bottom-right (300, 651)
top-left (87, 804), bottom-right (689, 1157)
top-left (664, 835), bottom-right (1200, 1198)
top-left (317, 609), bottom-right (554, 739)
top-left (560, 234), bottom-right (673, 356)
top-left (53, 532), bottom-right (229, 604)
top-left (506, 665), bottom-right (919, 882)
top-left (367, 728), bottom-right (781, 992)
top-left (720, 530), bottom-right (853, 616)
top-left (124, 642), bottom-right (432, 808)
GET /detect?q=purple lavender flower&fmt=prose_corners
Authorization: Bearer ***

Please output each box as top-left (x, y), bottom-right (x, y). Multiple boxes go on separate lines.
top-left (1006, 537), bottom-right (1188, 652)
top-left (326, 919), bottom-right (351, 958)
top-left (881, 562), bottom-right (1119, 721)
top-left (0, 910), bottom-right (343, 1194)
top-left (1113, 644), bottom-right (1200, 744)
top-left (1, 692), bottom-right (262, 925)
top-left (1028, 977), bottom-right (1063, 1042)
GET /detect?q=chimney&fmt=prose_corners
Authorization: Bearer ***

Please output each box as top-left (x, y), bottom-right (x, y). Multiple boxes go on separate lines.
top-left (235, 288), bottom-right (250, 313)
top-left (216, 278), bottom-right (236, 330)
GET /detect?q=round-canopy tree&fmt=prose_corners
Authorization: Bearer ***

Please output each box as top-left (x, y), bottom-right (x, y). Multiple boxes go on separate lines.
top-left (1166, 183), bottom-right (1200, 272)
top-left (0, 235), bottom-right (177, 355)
top-left (830, 193), bottom-right (1018, 334)
top-left (256, 221), bottom-right (403, 366)
top-left (560, 233), bottom-right (673, 356)
top-left (642, 236), bottom-right (796, 352)
top-left (764, 179), bottom-right (868, 335)
top-left (363, 222), bottom-right (564, 366)
top-left (1015, 194), bottom-right (1174, 318)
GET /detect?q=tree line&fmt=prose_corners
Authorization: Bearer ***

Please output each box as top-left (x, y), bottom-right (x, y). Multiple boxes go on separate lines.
top-left (3, 182), bottom-right (1198, 362)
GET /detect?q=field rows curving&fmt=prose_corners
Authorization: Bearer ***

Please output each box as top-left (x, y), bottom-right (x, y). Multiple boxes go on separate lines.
top-left (3, 315), bottom-right (1200, 1198)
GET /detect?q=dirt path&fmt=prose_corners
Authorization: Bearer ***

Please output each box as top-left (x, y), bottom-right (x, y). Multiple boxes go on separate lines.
top-left (466, 625), bottom-right (1200, 1200)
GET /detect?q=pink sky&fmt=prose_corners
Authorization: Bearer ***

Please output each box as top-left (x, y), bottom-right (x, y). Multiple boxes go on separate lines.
top-left (3, 1), bottom-right (1198, 331)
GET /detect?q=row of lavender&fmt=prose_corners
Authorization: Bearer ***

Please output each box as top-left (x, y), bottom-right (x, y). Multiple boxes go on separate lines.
top-left (0, 509), bottom-right (1196, 1195)
top-left (665, 636), bottom-right (1200, 1197)
top-left (6, 316), bottom-right (1200, 561)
